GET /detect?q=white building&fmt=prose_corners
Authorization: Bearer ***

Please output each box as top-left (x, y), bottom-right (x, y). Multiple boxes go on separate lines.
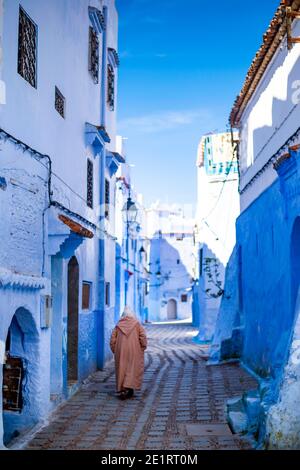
top-left (0, 0), bottom-right (119, 447)
top-left (147, 203), bottom-right (195, 322)
top-left (193, 132), bottom-right (240, 341)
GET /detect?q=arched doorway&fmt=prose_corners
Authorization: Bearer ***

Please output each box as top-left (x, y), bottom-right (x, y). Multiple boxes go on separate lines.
top-left (291, 218), bottom-right (300, 317)
top-left (167, 299), bottom-right (177, 320)
top-left (67, 256), bottom-right (79, 384)
top-left (2, 308), bottom-right (39, 445)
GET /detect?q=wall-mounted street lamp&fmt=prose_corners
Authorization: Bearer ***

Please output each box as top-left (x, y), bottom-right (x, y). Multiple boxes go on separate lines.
top-left (122, 196), bottom-right (138, 225)
top-left (122, 195), bottom-right (139, 305)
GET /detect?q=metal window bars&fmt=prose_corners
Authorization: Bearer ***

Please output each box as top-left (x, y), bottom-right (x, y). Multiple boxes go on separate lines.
top-left (107, 64), bottom-right (115, 111)
top-left (17, 7), bottom-right (37, 88)
top-left (87, 159), bottom-right (94, 208)
top-left (55, 86), bottom-right (65, 118)
top-left (89, 26), bottom-right (99, 84)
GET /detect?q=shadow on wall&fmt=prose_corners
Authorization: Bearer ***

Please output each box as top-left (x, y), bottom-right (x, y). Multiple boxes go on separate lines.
top-left (193, 243), bottom-right (226, 344)
top-left (208, 244), bottom-right (244, 363)
top-left (252, 46), bottom-right (300, 166)
top-left (148, 232), bottom-right (193, 322)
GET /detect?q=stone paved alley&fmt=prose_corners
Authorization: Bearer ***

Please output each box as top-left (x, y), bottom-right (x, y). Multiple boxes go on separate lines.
top-left (21, 323), bottom-right (257, 451)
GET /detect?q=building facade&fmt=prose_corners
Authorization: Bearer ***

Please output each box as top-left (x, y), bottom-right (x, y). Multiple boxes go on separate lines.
top-left (0, 0), bottom-right (119, 447)
top-left (114, 137), bottom-right (150, 323)
top-left (147, 204), bottom-right (195, 323)
top-left (212, 0), bottom-right (300, 448)
top-left (193, 132), bottom-right (239, 341)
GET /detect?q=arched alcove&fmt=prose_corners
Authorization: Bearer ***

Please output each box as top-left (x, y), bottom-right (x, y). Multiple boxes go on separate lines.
top-left (167, 299), bottom-right (177, 320)
top-left (2, 307), bottom-right (39, 446)
top-left (291, 217), bottom-right (300, 318)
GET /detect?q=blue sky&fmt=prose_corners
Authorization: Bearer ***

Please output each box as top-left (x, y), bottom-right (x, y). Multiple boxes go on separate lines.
top-left (116, 0), bottom-right (277, 207)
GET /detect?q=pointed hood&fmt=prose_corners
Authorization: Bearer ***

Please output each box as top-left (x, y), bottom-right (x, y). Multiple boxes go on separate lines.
top-left (117, 316), bottom-right (139, 336)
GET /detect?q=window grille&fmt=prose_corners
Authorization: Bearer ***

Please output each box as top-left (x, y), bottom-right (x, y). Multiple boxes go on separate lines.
top-left (82, 282), bottom-right (92, 310)
top-left (89, 26), bottom-right (99, 84)
top-left (107, 64), bottom-right (115, 111)
top-left (55, 87), bottom-right (65, 118)
top-left (105, 178), bottom-right (110, 218)
top-left (87, 159), bottom-right (94, 208)
top-left (181, 294), bottom-right (188, 303)
top-left (105, 282), bottom-right (110, 306)
top-left (18, 7), bottom-right (37, 88)
top-left (3, 356), bottom-right (24, 412)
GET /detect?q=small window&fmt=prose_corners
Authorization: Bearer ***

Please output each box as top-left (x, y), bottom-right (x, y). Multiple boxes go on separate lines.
top-left (181, 294), bottom-right (188, 303)
top-left (3, 356), bottom-right (24, 412)
top-left (177, 259), bottom-right (180, 265)
top-left (88, 26), bottom-right (99, 84)
top-left (82, 282), bottom-right (92, 310)
top-left (55, 86), bottom-right (65, 118)
top-left (199, 248), bottom-right (203, 277)
top-left (107, 64), bottom-right (115, 111)
top-left (105, 178), bottom-right (110, 218)
top-left (87, 159), bottom-right (94, 208)
top-left (105, 282), bottom-right (110, 306)
top-left (18, 7), bottom-right (37, 88)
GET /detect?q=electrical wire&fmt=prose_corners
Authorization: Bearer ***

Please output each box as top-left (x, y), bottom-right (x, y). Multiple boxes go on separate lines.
top-left (201, 148), bottom-right (237, 223)
top-left (0, 127), bottom-right (117, 241)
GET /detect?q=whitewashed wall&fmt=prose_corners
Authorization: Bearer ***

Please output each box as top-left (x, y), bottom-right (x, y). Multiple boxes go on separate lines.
top-left (238, 20), bottom-right (300, 212)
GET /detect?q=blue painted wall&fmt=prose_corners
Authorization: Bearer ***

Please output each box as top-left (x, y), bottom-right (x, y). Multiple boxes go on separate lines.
top-left (236, 179), bottom-right (292, 383)
top-left (78, 311), bottom-right (98, 381)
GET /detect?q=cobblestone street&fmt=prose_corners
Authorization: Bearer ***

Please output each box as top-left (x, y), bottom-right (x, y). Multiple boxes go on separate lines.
top-left (23, 323), bottom-right (257, 451)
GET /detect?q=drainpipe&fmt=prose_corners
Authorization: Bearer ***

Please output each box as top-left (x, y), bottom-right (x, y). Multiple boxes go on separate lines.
top-left (101, 6), bottom-right (108, 129)
top-left (0, 1), bottom-right (5, 447)
top-left (0, 0), bottom-right (6, 106)
top-left (97, 146), bottom-right (106, 370)
top-left (97, 5), bottom-right (108, 370)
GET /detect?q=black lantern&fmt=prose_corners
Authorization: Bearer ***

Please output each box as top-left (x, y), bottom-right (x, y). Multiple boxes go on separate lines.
top-left (122, 196), bottom-right (138, 224)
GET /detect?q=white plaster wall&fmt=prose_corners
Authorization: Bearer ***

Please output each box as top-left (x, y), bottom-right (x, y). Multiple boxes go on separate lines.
top-left (238, 20), bottom-right (300, 211)
top-left (0, 0), bottom-right (5, 104)
top-left (196, 167), bottom-right (239, 266)
top-left (194, 151), bottom-right (239, 341)
top-left (104, 0), bottom-right (118, 146)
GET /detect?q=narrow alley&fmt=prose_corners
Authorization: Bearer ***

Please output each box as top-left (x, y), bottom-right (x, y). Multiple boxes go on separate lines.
top-left (21, 323), bottom-right (256, 451)
top-left (3, 0), bottom-right (300, 455)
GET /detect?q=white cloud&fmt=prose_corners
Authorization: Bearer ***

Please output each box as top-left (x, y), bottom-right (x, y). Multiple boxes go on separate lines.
top-left (155, 53), bottom-right (167, 59)
top-left (142, 16), bottom-right (162, 24)
top-left (118, 109), bottom-right (210, 134)
top-left (119, 50), bottom-right (167, 60)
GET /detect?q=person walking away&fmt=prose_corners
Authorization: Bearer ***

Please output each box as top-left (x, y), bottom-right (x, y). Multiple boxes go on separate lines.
top-left (110, 306), bottom-right (147, 399)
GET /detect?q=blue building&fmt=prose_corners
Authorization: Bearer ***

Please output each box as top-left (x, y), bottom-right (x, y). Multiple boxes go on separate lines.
top-left (212, 0), bottom-right (300, 448)
top-left (0, 0), bottom-right (120, 447)
top-left (114, 145), bottom-right (150, 324)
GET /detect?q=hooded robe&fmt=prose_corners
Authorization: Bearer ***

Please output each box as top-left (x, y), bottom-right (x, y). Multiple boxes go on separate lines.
top-left (110, 316), bottom-right (147, 392)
